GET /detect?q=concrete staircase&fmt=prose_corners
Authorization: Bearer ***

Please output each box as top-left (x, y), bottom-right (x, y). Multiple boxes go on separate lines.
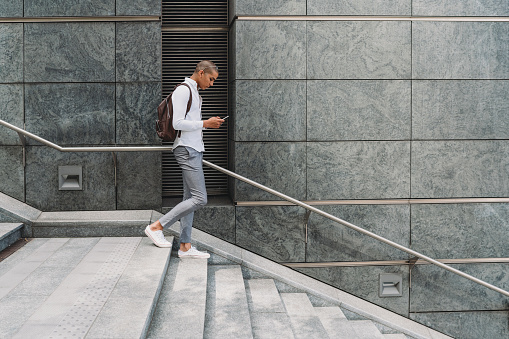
top-left (0, 233), bottom-right (452, 339)
top-left (0, 192), bottom-right (451, 338)
top-left (147, 252), bottom-right (415, 339)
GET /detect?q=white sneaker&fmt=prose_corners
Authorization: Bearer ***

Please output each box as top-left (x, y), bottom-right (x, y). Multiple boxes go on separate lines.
top-left (178, 246), bottom-right (210, 259)
top-left (145, 225), bottom-right (172, 248)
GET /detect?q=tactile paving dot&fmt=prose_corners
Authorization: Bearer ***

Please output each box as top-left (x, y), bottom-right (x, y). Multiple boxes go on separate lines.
top-left (48, 238), bottom-right (141, 338)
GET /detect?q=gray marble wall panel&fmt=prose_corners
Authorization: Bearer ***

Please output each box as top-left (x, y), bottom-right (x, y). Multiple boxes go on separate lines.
top-left (413, 80), bottom-right (509, 140)
top-left (307, 21), bottom-right (411, 79)
top-left (116, 82), bottom-right (161, 144)
top-left (24, 23), bottom-right (115, 82)
top-left (412, 141), bottom-right (509, 198)
top-left (307, 142), bottom-right (410, 200)
top-left (308, 81), bottom-right (411, 141)
top-left (234, 80), bottom-right (306, 142)
top-left (411, 203), bottom-right (509, 258)
top-left (24, 0), bottom-right (114, 17)
top-left (25, 83), bottom-right (115, 145)
top-left (297, 266), bottom-right (409, 316)
top-left (0, 147), bottom-right (24, 202)
top-left (236, 206), bottom-right (306, 262)
top-left (413, 0), bottom-right (509, 16)
top-left (0, 24), bottom-right (23, 83)
top-left (0, 1), bottom-right (22, 17)
top-left (307, 204), bottom-right (410, 262)
top-left (308, 0), bottom-right (411, 15)
top-left (116, 0), bottom-right (161, 16)
top-left (116, 22), bottom-right (161, 82)
top-left (233, 142), bottom-right (306, 201)
top-left (410, 311), bottom-right (509, 339)
top-left (0, 84), bottom-right (23, 146)
top-left (116, 152), bottom-right (161, 210)
top-left (233, 0), bottom-right (305, 15)
top-left (413, 22), bottom-right (509, 79)
top-left (194, 206), bottom-right (236, 243)
top-left (234, 21), bottom-right (306, 80)
top-left (25, 147), bottom-right (115, 211)
top-left (410, 264), bottom-right (509, 312)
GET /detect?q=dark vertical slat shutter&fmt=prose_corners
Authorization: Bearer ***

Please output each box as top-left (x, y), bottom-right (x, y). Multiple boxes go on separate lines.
top-left (161, 1), bottom-right (228, 197)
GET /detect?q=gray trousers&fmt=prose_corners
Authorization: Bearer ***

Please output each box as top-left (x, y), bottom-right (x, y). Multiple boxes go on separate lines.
top-left (159, 146), bottom-right (207, 243)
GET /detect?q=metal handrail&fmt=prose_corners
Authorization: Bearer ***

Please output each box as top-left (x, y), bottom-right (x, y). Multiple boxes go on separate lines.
top-left (1, 117), bottom-right (509, 298)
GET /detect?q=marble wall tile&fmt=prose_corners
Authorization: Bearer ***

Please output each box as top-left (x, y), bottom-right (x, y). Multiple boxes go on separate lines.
top-left (116, 0), bottom-right (161, 16)
top-left (411, 203), bottom-right (509, 259)
top-left (234, 21), bottom-right (306, 80)
top-left (25, 83), bottom-right (115, 145)
top-left (116, 22), bottom-right (161, 82)
top-left (413, 22), bottom-right (509, 79)
top-left (194, 206), bottom-right (236, 243)
top-left (307, 204), bottom-right (411, 262)
top-left (116, 152), bottom-right (161, 210)
top-left (413, 0), bottom-right (509, 16)
top-left (307, 21), bottom-right (411, 79)
top-left (0, 1), bottom-right (22, 17)
top-left (0, 147), bottom-right (24, 202)
top-left (410, 264), bottom-right (509, 312)
top-left (236, 206), bottom-right (306, 262)
top-left (308, 0), bottom-right (411, 15)
top-left (24, 23), bottom-right (115, 82)
top-left (0, 24), bottom-right (23, 83)
top-left (308, 81), bottom-right (411, 141)
top-left (24, 0), bottom-right (114, 17)
top-left (297, 265), bottom-right (410, 316)
top-left (307, 142), bottom-right (411, 200)
top-left (234, 80), bottom-right (306, 142)
top-left (25, 147), bottom-right (115, 211)
top-left (411, 141), bottom-right (509, 198)
top-left (0, 84), bottom-right (23, 146)
top-left (410, 311), bottom-right (509, 339)
top-left (413, 80), bottom-right (509, 140)
top-left (116, 82), bottom-right (161, 145)
top-left (233, 142), bottom-right (306, 201)
top-left (233, 0), bottom-right (305, 15)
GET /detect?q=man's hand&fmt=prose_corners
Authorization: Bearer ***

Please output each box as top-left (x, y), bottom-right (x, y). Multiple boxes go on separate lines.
top-left (203, 116), bottom-right (224, 129)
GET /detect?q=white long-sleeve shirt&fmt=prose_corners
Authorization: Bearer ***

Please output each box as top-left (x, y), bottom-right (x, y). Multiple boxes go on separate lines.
top-left (172, 77), bottom-right (205, 152)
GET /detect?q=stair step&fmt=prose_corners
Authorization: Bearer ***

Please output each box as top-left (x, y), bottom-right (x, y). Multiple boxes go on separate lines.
top-left (350, 320), bottom-right (386, 339)
top-left (246, 279), bottom-right (294, 338)
top-left (0, 238), bottom-right (49, 278)
top-left (0, 238), bottom-right (69, 301)
top-left (147, 253), bottom-right (209, 338)
top-left (0, 237), bottom-right (171, 339)
top-left (0, 223), bottom-right (23, 252)
top-left (383, 334), bottom-right (409, 339)
top-left (86, 237), bottom-right (172, 338)
top-left (280, 293), bottom-right (329, 338)
top-left (204, 265), bottom-right (253, 338)
top-left (315, 307), bottom-right (361, 339)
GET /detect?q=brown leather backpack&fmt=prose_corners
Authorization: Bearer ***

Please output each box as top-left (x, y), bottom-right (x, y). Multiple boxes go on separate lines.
top-left (156, 83), bottom-right (192, 142)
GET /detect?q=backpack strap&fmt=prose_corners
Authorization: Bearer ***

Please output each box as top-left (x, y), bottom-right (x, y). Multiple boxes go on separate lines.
top-left (173, 83), bottom-right (193, 138)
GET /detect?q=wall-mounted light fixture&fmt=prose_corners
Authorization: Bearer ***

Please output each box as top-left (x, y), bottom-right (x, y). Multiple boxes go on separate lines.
top-left (58, 166), bottom-right (83, 191)
top-left (379, 273), bottom-right (403, 297)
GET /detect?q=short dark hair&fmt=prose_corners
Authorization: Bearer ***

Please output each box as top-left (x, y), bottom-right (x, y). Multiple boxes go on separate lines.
top-left (195, 60), bottom-right (218, 74)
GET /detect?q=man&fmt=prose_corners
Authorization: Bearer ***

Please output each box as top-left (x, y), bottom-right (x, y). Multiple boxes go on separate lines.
top-left (145, 60), bottom-right (224, 258)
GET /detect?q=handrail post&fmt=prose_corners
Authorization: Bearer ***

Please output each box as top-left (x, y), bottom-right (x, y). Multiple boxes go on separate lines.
top-left (16, 130), bottom-right (26, 168)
